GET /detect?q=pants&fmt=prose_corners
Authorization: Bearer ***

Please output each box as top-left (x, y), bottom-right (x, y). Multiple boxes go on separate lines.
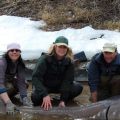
top-left (97, 75), bottom-right (120, 101)
top-left (5, 77), bottom-right (18, 98)
top-left (5, 78), bottom-right (28, 98)
top-left (31, 81), bottom-right (83, 106)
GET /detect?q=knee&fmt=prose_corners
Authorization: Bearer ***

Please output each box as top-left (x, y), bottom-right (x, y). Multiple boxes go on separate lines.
top-left (25, 80), bottom-right (29, 89)
top-left (31, 93), bottom-right (37, 104)
top-left (7, 86), bottom-right (18, 97)
top-left (31, 93), bottom-right (42, 106)
top-left (73, 82), bottom-right (83, 95)
top-left (77, 83), bottom-right (83, 94)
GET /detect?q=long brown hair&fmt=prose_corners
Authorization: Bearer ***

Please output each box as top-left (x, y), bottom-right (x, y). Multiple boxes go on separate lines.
top-left (47, 44), bottom-right (74, 61)
top-left (3, 52), bottom-right (25, 68)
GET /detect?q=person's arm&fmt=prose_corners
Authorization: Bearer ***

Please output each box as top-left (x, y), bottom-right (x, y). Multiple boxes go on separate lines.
top-left (17, 66), bottom-right (27, 98)
top-left (60, 62), bottom-right (74, 104)
top-left (0, 60), bottom-right (15, 114)
top-left (0, 91), bottom-right (10, 103)
top-left (91, 91), bottom-right (98, 102)
top-left (32, 55), bottom-right (52, 110)
top-left (0, 66), bottom-right (8, 102)
top-left (0, 59), bottom-right (7, 88)
top-left (32, 55), bottom-right (48, 97)
top-left (17, 66), bottom-right (33, 106)
top-left (0, 92), bottom-right (16, 114)
top-left (88, 57), bottom-right (100, 102)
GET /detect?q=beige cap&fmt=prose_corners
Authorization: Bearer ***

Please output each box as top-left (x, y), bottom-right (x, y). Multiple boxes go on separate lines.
top-left (103, 43), bottom-right (117, 53)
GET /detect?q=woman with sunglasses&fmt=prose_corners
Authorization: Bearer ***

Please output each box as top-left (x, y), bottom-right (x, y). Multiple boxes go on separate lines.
top-left (31, 36), bottom-right (83, 110)
top-left (0, 43), bottom-right (32, 114)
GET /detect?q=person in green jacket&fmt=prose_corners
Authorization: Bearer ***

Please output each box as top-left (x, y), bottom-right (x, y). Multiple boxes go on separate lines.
top-left (31, 36), bottom-right (83, 110)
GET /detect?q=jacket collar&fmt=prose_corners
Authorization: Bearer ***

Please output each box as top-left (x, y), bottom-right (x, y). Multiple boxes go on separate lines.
top-left (95, 52), bottom-right (120, 65)
top-left (46, 55), bottom-right (70, 65)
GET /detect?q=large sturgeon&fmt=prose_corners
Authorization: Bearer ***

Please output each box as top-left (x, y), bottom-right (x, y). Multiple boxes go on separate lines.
top-left (19, 95), bottom-right (120, 120)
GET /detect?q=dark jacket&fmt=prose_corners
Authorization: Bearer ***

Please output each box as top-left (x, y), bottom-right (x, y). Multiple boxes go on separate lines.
top-left (32, 54), bottom-right (74, 102)
top-left (0, 56), bottom-right (27, 97)
top-left (88, 52), bottom-right (120, 92)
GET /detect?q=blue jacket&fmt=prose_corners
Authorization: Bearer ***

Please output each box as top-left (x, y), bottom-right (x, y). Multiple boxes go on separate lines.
top-left (88, 52), bottom-right (120, 92)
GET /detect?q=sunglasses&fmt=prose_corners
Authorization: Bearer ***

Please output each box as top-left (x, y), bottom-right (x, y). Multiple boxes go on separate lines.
top-left (9, 49), bottom-right (21, 52)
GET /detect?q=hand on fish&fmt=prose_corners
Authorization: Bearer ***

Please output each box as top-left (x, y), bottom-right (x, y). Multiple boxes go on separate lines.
top-left (41, 95), bottom-right (52, 110)
top-left (59, 101), bottom-right (65, 107)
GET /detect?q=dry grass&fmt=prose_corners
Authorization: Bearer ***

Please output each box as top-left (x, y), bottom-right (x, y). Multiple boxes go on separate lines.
top-left (41, 5), bottom-right (102, 26)
top-left (0, 0), bottom-right (120, 30)
top-left (41, 5), bottom-right (73, 25)
top-left (73, 7), bottom-right (102, 23)
top-left (98, 21), bottom-right (120, 30)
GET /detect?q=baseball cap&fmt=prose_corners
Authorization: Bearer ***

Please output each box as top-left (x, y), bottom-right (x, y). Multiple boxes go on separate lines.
top-left (103, 43), bottom-right (117, 53)
top-left (54, 36), bottom-right (68, 47)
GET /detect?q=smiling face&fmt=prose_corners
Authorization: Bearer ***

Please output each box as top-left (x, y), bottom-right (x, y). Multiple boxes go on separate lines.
top-left (54, 45), bottom-right (68, 60)
top-left (103, 51), bottom-right (117, 63)
top-left (8, 49), bottom-right (21, 62)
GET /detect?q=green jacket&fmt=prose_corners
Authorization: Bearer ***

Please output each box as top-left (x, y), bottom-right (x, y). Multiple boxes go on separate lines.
top-left (32, 54), bottom-right (74, 102)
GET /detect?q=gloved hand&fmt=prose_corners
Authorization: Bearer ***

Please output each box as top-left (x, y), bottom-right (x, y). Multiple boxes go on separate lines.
top-left (22, 97), bottom-right (33, 107)
top-left (6, 100), bottom-right (15, 115)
